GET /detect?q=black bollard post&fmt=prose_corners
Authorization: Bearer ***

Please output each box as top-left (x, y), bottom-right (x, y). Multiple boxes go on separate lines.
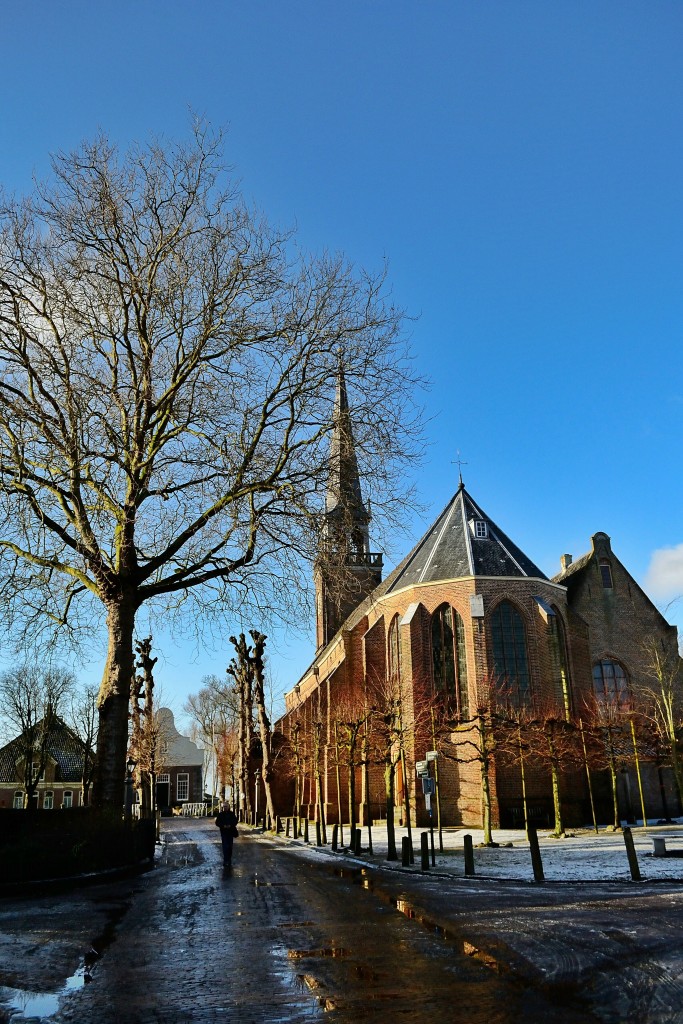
top-left (430, 822), bottom-right (436, 867)
top-left (402, 835), bottom-right (411, 867)
top-left (316, 820), bottom-right (322, 847)
top-left (276, 815), bottom-right (282, 834)
top-left (331, 823), bottom-right (338, 851)
top-left (293, 816), bottom-right (299, 839)
top-left (354, 828), bottom-right (362, 855)
top-left (304, 818), bottom-right (310, 844)
top-left (623, 826), bottom-right (642, 881)
top-left (285, 817), bottom-right (290, 837)
top-left (463, 834), bottom-right (475, 877)
top-left (421, 832), bottom-right (430, 872)
top-left (528, 826), bottom-right (545, 883)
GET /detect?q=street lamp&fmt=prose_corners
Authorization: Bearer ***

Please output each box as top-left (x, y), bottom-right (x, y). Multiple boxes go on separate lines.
top-left (124, 756), bottom-right (136, 823)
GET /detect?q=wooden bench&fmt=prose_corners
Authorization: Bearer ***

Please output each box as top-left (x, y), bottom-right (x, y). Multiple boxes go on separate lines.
top-left (648, 833), bottom-right (683, 857)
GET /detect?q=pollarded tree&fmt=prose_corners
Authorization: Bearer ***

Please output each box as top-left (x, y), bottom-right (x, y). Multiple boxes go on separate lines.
top-left (0, 124), bottom-right (422, 806)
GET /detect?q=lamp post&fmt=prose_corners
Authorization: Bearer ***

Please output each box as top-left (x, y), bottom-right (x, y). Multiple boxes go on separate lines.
top-left (254, 768), bottom-right (261, 827)
top-left (124, 756), bottom-right (136, 823)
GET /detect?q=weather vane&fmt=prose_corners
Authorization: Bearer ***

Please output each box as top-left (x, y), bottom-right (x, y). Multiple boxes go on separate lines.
top-left (452, 450), bottom-right (467, 486)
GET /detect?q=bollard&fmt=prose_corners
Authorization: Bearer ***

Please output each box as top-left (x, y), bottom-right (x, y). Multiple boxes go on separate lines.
top-left (420, 832), bottom-right (430, 872)
top-left (304, 818), bottom-right (310, 844)
top-left (528, 826), bottom-right (545, 883)
top-left (276, 816), bottom-right (282, 834)
top-left (623, 826), bottom-right (642, 881)
top-left (292, 816), bottom-right (299, 839)
top-left (316, 820), bottom-right (322, 847)
top-left (331, 823), bottom-right (338, 851)
top-left (354, 827), bottom-right (362, 855)
top-left (401, 835), bottom-right (411, 867)
top-left (285, 817), bottom-right (290, 837)
top-left (463, 834), bottom-right (475, 877)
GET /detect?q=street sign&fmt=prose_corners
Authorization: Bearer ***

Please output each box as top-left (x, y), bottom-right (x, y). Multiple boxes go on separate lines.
top-left (426, 750), bottom-right (438, 761)
top-left (421, 777), bottom-right (436, 795)
top-left (415, 760), bottom-right (429, 776)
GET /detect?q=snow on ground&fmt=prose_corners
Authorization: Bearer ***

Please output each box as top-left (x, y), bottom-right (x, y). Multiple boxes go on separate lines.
top-left (268, 820), bottom-right (683, 883)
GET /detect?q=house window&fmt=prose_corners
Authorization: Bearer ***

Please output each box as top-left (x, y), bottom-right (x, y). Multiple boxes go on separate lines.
top-left (593, 660), bottom-right (629, 707)
top-left (31, 762), bottom-right (45, 782)
top-left (388, 614), bottom-right (402, 682)
top-left (62, 790), bottom-right (73, 808)
top-left (13, 791), bottom-right (23, 809)
top-left (474, 520), bottom-right (488, 539)
top-left (177, 774), bottom-right (189, 801)
top-left (599, 560), bottom-right (613, 589)
top-left (43, 791), bottom-right (54, 810)
top-left (158, 773), bottom-right (170, 784)
top-left (431, 604), bottom-right (469, 718)
top-left (490, 600), bottom-right (531, 705)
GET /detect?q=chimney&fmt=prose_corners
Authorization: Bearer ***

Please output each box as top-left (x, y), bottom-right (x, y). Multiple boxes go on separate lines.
top-left (560, 554), bottom-right (573, 571)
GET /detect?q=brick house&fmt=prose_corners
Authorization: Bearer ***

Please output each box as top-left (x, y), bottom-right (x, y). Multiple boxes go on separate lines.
top-left (0, 718), bottom-right (90, 810)
top-left (273, 372), bottom-right (681, 830)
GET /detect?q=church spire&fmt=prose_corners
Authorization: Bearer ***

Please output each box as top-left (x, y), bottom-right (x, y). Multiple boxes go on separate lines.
top-left (315, 362), bottom-right (383, 649)
top-left (325, 361), bottom-right (368, 530)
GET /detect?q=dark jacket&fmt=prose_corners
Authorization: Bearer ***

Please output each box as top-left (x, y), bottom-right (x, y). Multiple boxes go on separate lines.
top-left (215, 809), bottom-right (238, 831)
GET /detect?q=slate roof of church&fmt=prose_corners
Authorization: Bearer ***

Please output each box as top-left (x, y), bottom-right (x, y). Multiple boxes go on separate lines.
top-left (0, 718), bottom-right (86, 784)
top-left (386, 482), bottom-right (547, 593)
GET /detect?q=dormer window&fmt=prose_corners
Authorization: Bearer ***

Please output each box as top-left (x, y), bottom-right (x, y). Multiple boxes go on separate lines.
top-left (473, 519), bottom-right (488, 539)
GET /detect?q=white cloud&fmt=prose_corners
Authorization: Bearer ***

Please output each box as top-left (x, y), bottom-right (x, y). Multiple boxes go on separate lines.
top-left (645, 543), bottom-right (683, 601)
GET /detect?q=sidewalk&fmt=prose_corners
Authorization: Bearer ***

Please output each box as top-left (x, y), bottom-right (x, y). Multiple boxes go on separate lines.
top-left (265, 819), bottom-right (683, 883)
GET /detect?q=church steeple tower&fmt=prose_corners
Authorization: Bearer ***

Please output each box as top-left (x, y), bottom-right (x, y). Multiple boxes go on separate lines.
top-left (315, 364), bottom-right (383, 649)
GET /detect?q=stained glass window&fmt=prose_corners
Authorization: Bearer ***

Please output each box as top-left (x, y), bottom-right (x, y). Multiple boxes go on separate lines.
top-left (490, 600), bottom-right (531, 704)
top-left (432, 604), bottom-right (469, 717)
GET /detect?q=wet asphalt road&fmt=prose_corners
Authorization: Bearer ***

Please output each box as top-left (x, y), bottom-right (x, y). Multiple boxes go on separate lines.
top-left (2, 819), bottom-right (683, 1022)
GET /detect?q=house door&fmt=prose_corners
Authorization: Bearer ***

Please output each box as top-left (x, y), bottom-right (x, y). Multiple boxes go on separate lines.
top-left (156, 780), bottom-right (170, 810)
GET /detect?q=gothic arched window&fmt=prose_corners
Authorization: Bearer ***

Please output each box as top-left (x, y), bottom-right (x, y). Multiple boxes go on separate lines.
top-left (431, 604), bottom-right (469, 718)
top-left (548, 609), bottom-right (572, 719)
top-left (388, 614), bottom-right (402, 682)
top-left (593, 660), bottom-right (629, 708)
top-left (490, 600), bottom-right (531, 705)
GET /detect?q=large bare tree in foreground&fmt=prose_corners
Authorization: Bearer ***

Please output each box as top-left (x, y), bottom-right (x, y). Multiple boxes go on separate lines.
top-left (0, 125), bottom-right (422, 806)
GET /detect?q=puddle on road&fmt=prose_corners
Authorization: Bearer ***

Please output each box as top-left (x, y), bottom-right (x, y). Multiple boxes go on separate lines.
top-left (0, 963), bottom-right (90, 1021)
top-left (0, 900), bottom-right (128, 1021)
top-left (329, 864), bottom-right (506, 975)
top-left (288, 947), bottom-right (350, 960)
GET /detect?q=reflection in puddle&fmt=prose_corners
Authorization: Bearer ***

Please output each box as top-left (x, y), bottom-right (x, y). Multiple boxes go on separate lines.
top-left (288, 947), bottom-right (350, 959)
top-left (0, 963), bottom-right (90, 1020)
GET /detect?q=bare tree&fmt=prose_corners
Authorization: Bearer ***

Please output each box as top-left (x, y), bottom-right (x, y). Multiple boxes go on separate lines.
top-left (185, 673), bottom-right (238, 802)
top-left (0, 125), bottom-right (423, 806)
top-left (639, 636), bottom-right (683, 807)
top-left (67, 683), bottom-right (98, 805)
top-left (0, 663), bottom-right (75, 808)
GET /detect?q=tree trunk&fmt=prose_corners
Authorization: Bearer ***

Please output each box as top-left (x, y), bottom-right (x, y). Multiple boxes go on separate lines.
top-left (92, 597), bottom-right (137, 809)
top-left (385, 759), bottom-right (397, 860)
top-left (550, 760), bottom-right (564, 836)
top-left (478, 716), bottom-right (493, 845)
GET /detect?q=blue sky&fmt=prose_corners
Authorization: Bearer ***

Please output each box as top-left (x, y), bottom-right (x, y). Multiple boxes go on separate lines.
top-left (1, 3), bottom-right (682, 723)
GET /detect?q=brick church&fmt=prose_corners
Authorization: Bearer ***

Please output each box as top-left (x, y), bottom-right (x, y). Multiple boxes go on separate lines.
top-left (275, 371), bottom-right (681, 831)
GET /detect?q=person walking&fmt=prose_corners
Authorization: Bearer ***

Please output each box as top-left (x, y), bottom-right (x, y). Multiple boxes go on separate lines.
top-left (215, 802), bottom-right (239, 867)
